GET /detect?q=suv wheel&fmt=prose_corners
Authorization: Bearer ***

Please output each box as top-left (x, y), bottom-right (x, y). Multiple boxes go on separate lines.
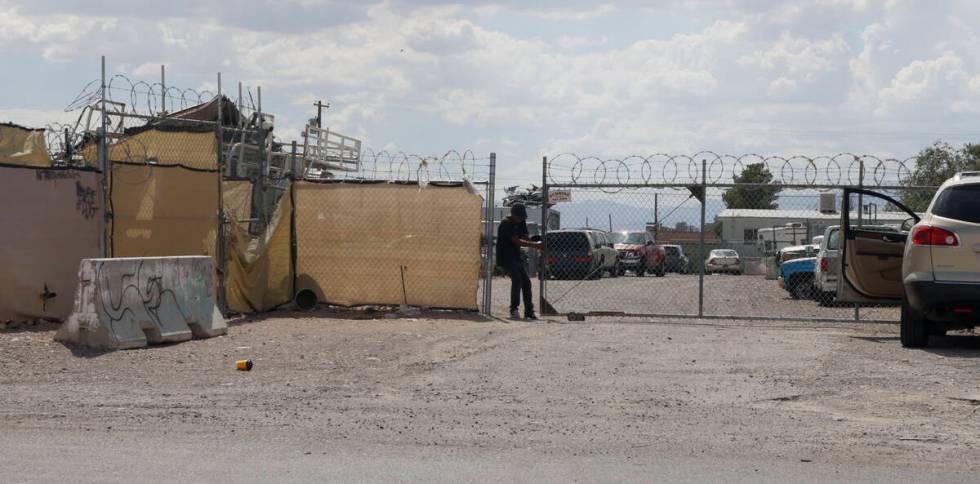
top-left (900, 294), bottom-right (929, 348)
top-left (655, 263), bottom-right (666, 277)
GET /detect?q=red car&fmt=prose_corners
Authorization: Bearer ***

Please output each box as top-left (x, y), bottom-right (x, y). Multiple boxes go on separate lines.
top-left (608, 231), bottom-right (666, 277)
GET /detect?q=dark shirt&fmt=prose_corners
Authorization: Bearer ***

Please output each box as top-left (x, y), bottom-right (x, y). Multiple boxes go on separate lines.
top-left (496, 217), bottom-right (528, 265)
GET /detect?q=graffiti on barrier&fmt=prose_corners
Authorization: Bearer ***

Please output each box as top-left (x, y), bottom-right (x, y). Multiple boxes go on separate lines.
top-left (95, 259), bottom-right (210, 341)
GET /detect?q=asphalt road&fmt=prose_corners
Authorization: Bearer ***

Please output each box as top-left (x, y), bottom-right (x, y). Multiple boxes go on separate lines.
top-left (3, 313), bottom-right (979, 483)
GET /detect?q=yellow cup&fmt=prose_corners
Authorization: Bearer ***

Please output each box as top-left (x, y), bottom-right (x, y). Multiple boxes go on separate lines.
top-left (236, 359), bottom-right (253, 371)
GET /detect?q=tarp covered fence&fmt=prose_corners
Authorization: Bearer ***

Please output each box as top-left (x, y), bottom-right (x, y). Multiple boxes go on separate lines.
top-left (292, 181), bottom-right (483, 310)
top-left (0, 165), bottom-right (101, 321)
top-left (0, 122), bottom-right (52, 168)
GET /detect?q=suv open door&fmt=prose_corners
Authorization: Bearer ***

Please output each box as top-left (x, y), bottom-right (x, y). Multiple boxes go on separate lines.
top-left (836, 188), bottom-right (920, 304)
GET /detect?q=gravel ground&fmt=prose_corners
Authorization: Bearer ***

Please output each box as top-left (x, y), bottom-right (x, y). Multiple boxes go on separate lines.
top-left (489, 273), bottom-right (899, 321)
top-left (2, 311), bottom-right (979, 481)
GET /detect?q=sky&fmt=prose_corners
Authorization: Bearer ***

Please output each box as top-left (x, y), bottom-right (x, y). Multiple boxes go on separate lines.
top-left (2, 0), bottom-right (980, 189)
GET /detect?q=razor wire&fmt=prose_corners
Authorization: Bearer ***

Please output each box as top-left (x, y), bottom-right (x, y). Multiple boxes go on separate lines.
top-left (65, 75), bottom-right (223, 117)
top-left (333, 148), bottom-right (492, 184)
top-left (546, 152), bottom-right (919, 188)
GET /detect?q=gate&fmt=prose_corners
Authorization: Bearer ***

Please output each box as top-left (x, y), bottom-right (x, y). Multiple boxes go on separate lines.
top-left (539, 153), bottom-right (938, 323)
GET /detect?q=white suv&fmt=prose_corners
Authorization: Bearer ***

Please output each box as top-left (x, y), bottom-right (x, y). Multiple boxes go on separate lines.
top-left (813, 225), bottom-right (840, 305)
top-left (837, 172), bottom-right (980, 347)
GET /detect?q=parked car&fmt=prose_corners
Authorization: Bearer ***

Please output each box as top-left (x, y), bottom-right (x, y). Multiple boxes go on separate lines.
top-left (662, 244), bottom-right (689, 273)
top-left (836, 172), bottom-right (980, 348)
top-left (779, 255), bottom-right (817, 299)
top-left (545, 229), bottom-right (618, 280)
top-left (776, 244), bottom-right (818, 267)
top-left (705, 249), bottom-right (742, 274)
top-left (813, 226), bottom-right (840, 305)
top-left (608, 230), bottom-right (666, 277)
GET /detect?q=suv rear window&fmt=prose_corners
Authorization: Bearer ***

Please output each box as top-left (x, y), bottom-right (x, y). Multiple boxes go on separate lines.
top-left (546, 232), bottom-right (590, 252)
top-left (827, 229), bottom-right (840, 250)
top-left (932, 185), bottom-right (980, 224)
top-left (664, 246), bottom-right (679, 255)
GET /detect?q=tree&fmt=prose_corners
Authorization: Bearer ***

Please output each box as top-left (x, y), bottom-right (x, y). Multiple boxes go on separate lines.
top-left (722, 163), bottom-right (782, 209)
top-left (900, 142), bottom-right (980, 211)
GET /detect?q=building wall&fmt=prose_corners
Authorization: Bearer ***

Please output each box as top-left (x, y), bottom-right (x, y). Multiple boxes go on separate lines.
top-left (718, 216), bottom-right (832, 247)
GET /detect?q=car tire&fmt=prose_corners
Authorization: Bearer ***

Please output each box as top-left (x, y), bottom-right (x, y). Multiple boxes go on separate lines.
top-left (588, 265), bottom-right (602, 280)
top-left (789, 277), bottom-right (812, 300)
top-left (900, 294), bottom-right (929, 348)
top-left (817, 292), bottom-right (835, 306)
top-left (610, 263), bottom-right (620, 278)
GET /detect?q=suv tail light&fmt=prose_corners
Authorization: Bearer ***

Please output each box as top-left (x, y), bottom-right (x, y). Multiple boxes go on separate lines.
top-left (912, 225), bottom-right (959, 246)
top-left (819, 257), bottom-right (828, 272)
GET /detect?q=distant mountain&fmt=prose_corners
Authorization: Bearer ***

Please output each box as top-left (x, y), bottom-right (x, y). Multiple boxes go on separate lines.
top-left (552, 193), bottom-right (822, 231)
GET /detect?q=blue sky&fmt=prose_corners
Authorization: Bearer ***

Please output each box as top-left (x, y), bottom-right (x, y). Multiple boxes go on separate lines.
top-left (2, 0), bottom-right (980, 189)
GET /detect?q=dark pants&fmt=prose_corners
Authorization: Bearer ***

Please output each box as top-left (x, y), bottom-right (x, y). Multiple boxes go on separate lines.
top-left (502, 258), bottom-right (534, 314)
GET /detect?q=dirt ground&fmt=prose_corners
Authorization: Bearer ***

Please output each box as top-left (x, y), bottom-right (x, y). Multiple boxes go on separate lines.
top-left (2, 311), bottom-right (980, 481)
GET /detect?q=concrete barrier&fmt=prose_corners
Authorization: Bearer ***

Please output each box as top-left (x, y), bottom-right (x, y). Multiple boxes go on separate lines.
top-left (56, 256), bottom-right (226, 350)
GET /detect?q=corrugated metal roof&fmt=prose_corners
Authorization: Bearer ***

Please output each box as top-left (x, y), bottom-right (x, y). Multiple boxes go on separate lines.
top-left (715, 209), bottom-right (909, 220)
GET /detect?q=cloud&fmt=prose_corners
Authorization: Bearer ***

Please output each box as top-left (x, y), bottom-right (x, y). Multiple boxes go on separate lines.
top-left (0, 4), bottom-right (117, 62)
top-left (2, 0), bottom-right (980, 189)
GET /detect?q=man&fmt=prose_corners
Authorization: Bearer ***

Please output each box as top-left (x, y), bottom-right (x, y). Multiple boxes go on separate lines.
top-left (496, 204), bottom-right (543, 320)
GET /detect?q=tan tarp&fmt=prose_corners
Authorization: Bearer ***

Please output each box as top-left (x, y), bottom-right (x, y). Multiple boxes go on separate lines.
top-left (222, 179), bottom-right (253, 223)
top-left (82, 129), bottom-right (217, 170)
top-left (0, 167), bottom-right (101, 321)
top-left (224, 187), bottom-right (292, 313)
top-left (0, 123), bottom-right (52, 167)
top-left (110, 163), bottom-right (218, 259)
top-left (294, 182), bottom-right (482, 310)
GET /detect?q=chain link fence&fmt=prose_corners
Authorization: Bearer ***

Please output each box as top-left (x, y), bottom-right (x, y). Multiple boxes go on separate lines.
top-left (540, 154), bottom-right (939, 323)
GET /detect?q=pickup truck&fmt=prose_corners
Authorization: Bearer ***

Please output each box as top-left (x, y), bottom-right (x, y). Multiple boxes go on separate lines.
top-left (779, 256), bottom-right (817, 300)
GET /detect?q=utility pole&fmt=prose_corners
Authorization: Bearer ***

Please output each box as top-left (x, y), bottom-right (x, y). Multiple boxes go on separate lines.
top-left (160, 65), bottom-right (166, 115)
top-left (654, 193), bottom-right (659, 240)
top-left (314, 100), bottom-right (330, 128)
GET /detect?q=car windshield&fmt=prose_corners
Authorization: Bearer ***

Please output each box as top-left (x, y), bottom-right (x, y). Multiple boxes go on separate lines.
top-left (608, 232), bottom-right (645, 244)
top-left (932, 185), bottom-right (980, 224)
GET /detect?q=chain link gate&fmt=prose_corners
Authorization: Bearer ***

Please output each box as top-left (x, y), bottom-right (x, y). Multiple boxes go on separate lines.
top-left (539, 153), bottom-right (939, 323)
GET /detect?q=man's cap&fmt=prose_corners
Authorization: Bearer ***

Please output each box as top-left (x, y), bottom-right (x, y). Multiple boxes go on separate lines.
top-left (511, 204), bottom-right (528, 219)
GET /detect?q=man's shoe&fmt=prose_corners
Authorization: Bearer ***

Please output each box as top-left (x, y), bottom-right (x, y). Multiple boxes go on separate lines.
top-left (510, 309), bottom-right (521, 320)
top-left (524, 312), bottom-right (538, 320)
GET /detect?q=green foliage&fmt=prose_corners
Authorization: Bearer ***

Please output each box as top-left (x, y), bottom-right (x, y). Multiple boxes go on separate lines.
top-left (901, 142), bottom-right (980, 211)
top-left (722, 163), bottom-right (782, 209)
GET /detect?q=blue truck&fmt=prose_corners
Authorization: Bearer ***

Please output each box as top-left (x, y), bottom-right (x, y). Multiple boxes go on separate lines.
top-left (777, 244), bottom-right (819, 300)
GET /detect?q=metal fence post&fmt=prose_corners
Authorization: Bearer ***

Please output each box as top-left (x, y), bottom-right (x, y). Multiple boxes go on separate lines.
top-left (854, 157), bottom-right (864, 322)
top-left (99, 55), bottom-right (110, 259)
top-left (215, 72), bottom-right (227, 314)
top-left (698, 158), bottom-right (706, 318)
top-left (482, 153), bottom-right (497, 316)
top-left (540, 156), bottom-right (549, 314)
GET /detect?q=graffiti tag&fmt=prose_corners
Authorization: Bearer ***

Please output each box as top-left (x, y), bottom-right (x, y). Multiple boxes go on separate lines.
top-left (35, 170), bottom-right (80, 181)
top-left (75, 181), bottom-right (98, 219)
